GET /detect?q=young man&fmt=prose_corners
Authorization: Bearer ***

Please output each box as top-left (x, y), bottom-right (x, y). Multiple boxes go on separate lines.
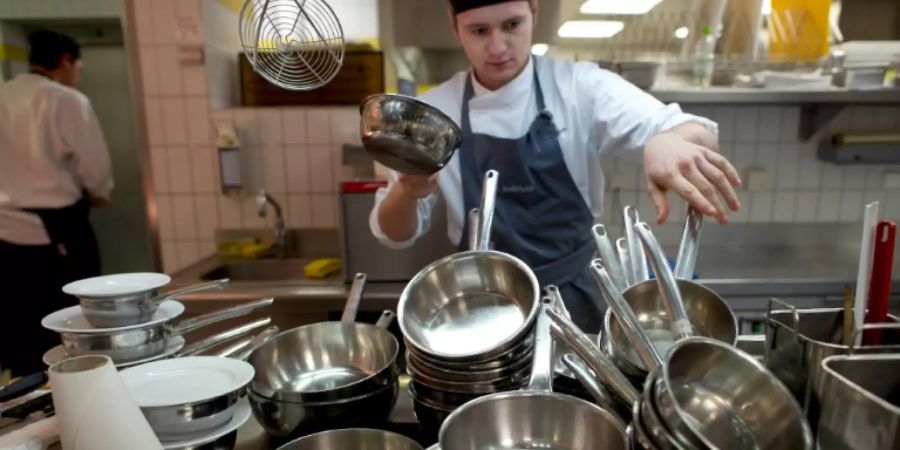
top-left (0, 30), bottom-right (112, 375)
top-left (370, 0), bottom-right (740, 331)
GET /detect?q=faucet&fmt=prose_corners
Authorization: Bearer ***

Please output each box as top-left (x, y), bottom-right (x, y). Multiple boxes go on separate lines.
top-left (256, 189), bottom-right (286, 258)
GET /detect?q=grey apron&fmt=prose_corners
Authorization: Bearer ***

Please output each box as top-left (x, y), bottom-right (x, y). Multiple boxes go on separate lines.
top-left (458, 59), bottom-right (604, 332)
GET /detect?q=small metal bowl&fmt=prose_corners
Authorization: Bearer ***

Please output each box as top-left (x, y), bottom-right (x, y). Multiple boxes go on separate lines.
top-left (360, 94), bottom-right (462, 175)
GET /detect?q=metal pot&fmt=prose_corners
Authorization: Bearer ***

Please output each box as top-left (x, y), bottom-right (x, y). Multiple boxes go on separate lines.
top-left (405, 333), bottom-right (534, 370)
top-left (248, 274), bottom-right (400, 403)
top-left (57, 298), bottom-right (274, 363)
top-left (405, 348), bottom-right (532, 384)
top-left (640, 368), bottom-right (701, 450)
top-left (399, 171), bottom-right (540, 363)
top-left (408, 380), bottom-right (494, 407)
top-left (277, 428), bottom-right (423, 450)
top-left (359, 94), bottom-right (462, 176)
top-left (407, 359), bottom-right (530, 395)
top-left (165, 430), bottom-right (238, 450)
top-left (439, 297), bottom-right (629, 450)
top-left (656, 337), bottom-right (813, 450)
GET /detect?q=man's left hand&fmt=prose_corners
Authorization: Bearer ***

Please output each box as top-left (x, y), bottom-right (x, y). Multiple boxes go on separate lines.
top-left (643, 124), bottom-right (741, 224)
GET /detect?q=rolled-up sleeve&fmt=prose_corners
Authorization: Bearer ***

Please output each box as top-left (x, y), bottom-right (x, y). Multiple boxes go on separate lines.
top-left (368, 170), bottom-right (437, 249)
top-left (576, 62), bottom-right (717, 161)
top-left (57, 93), bottom-right (113, 200)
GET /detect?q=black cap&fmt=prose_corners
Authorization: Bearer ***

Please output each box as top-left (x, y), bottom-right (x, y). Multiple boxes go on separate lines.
top-left (449, 0), bottom-right (527, 14)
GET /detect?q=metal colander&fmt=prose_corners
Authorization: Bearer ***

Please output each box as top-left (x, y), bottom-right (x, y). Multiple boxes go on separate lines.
top-left (239, 0), bottom-right (345, 91)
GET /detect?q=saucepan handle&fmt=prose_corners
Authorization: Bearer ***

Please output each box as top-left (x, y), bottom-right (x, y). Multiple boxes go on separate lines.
top-left (476, 170), bottom-right (499, 251)
top-left (173, 297), bottom-right (274, 335)
top-left (176, 317), bottom-right (271, 357)
top-left (375, 310), bottom-right (396, 328)
top-left (593, 224), bottom-right (627, 292)
top-left (341, 273), bottom-right (368, 324)
top-left (152, 278), bottom-right (230, 305)
top-left (562, 353), bottom-right (617, 411)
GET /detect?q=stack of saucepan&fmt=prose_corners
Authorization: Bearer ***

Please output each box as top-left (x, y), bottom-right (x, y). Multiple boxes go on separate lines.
top-left (40, 274), bottom-right (276, 369)
top-left (398, 170), bottom-right (542, 435)
top-left (240, 273), bottom-right (402, 441)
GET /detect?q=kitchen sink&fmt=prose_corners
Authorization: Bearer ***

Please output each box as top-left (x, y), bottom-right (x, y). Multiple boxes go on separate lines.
top-left (200, 259), bottom-right (313, 282)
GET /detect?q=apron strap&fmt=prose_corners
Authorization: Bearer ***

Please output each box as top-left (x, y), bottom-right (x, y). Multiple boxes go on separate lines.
top-left (533, 240), bottom-right (595, 287)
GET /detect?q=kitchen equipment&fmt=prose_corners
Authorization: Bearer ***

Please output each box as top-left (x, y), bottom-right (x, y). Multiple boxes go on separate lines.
top-left (560, 353), bottom-right (617, 415)
top-left (212, 326), bottom-right (281, 361)
top-left (638, 367), bottom-right (698, 450)
top-left (853, 201), bottom-right (879, 346)
top-left (0, 372), bottom-right (47, 403)
top-left (406, 333), bottom-right (533, 371)
top-left (634, 222), bottom-right (693, 340)
top-left (439, 298), bottom-right (629, 450)
top-left (359, 94), bottom-right (463, 175)
top-left (864, 220), bottom-right (896, 345)
top-left (616, 237), bottom-right (631, 286)
top-left (248, 275), bottom-right (399, 403)
top-left (276, 428), bottom-right (423, 450)
top-left (816, 353), bottom-right (900, 450)
top-left (48, 298), bottom-right (273, 363)
top-left (624, 206), bottom-right (648, 285)
top-left (43, 300), bottom-right (185, 334)
top-left (65, 276), bottom-right (229, 328)
top-left (120, 356), bottom-right (254, 441)
top-left (673, 207), bottom-right (702, 280)
top-left (593, 224), bottom-right (627, 291)
top-left (173, 318), bottom-right (272, 358)
top-left (405, 350), bottom-right (532, 385)
top-left (160, 400), bottom-right (251, 450)
top-left (43, 336), bottom-right (185, 369)
top-left (399, 170), bottom-right (540, 361)
top-left (238, 0), bottom-right (345, 91)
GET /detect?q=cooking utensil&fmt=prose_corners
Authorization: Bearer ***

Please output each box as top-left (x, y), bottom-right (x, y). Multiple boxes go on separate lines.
top-left (657, 337), bottom-right (813, 450)
top-left (590, 261), bottom-right (663, 370)
top-left (467, 208), bottom-right (479, 252)
top-left (439, 298), bottom-right (629, 450)
top-left (853, 201), bottom-right (879, 346)
top-left (634, 222), bottom-right (693, 340)
top-left (616, 237), bottom-right (631, 287)
top-left (276, 428), bottom-right (424, 450)
top-left (593, 225), bottom-right (627, 291)
top-left (864, 220), bottom-right (896, 345)
top-left (817, 353), bottom-right (900, 450)
top-left (216, 326), bottom-right (281, 361)
top-left (405, 333), bottom-right (534, 370)
top-left (360, 94), bottom-right (463, 175)
top-left (405, 349), bottom-right (532, 385)
top-left (399, 170), bottom-right (540, 361)
top-left (673, 207), bottom-right (702, 280)
top-left (43, 300), bottom-right (185, 334)
top-left (638, 368), bottom-right (694, 450)
top-left (560, 353), bottom-right (617, 414)
top-left (120, 356), bottom-right (254, 441)
top-left (174, 317), bottom-right (272, 357)
top-left (624, 206), bottom-right (649, 284)
top-left (54, 298), bottom-right (273, 363)
top-left (159, 400), bottom-right (251, 450)
top-left (0, 372), bottom-right (47, 403)
top-left (249, 274), bottom-right (400, 403)
top-left (238, 0), bottom-right (345, 91)
top-left (43, 336), bottom-right (185, 369)
top-left (842, 284), bottom-right (855, 346)
top-left (67, 277), bottom-right (230, 328)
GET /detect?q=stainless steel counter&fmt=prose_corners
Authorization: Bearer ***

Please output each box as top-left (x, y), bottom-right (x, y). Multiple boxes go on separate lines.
top-left (651, 86), bottom-right (900, 104)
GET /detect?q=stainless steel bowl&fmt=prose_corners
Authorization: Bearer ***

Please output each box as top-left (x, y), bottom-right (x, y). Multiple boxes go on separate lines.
top-left (360, 94), bottom-right (462, 175)
top-left (277, 428), bottom-right (423, 450)
top-left (405, 348), bottom-right (532, 384)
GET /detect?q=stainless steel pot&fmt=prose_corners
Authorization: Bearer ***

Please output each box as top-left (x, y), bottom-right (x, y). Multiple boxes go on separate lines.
top-left (399, 171), bottom-right (540, 363)
top-left (75, 277), bottom-right (229, 328)
top-left (407, 357), bottom-right (530, 395)
top-left (640, 368), bottom-right (702, 450)
top-left (360, 94), bottom-right (462, 175)
top-left (277, 428), bottom-right (423, 450)
top-left (166, 429), bottom-right (237, 450)
top-left (657, 337), bottom-right (813, 450)
top-left (249, 275), bottom-right (399, 403)
top-left (439, 298), bottom-right (629, 450)
top-left (407, 380), bottom-right (484, 409)
top-left (405, 333), bottom-right (534, 370)
top-left (405, 348), bottom-right (532, 384)
top-left (58, 298), bottom-right (274, 363)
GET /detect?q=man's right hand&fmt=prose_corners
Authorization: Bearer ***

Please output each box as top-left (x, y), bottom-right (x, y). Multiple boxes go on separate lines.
top-left (396, 173), bottom-right (439, 200)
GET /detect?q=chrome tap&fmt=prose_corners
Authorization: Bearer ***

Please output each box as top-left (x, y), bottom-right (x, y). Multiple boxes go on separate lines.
top-left (256, 189), bottom-right (286, 258)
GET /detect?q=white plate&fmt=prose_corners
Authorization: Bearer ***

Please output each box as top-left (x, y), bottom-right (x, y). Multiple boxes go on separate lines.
top-left (119, 356), bottom-right (255, 408)
top-left (42, 336), bottom-right (186, 369)
top-left (63, 272), bottom-right (171, 297)
top-left (161, 399), bottom-right (251, 449)
top-left (41, 300), bottom-right (185, 333)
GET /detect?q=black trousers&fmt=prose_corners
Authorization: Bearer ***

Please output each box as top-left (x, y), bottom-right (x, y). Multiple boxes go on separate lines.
top-left (0, 239), bottom-right (82, 376)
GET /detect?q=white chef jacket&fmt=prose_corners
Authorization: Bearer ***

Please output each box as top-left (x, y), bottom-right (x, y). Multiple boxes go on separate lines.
top-left (370, 56), bottom-right (716, 249)
top-left (0, 73), bottom-right (112, 245)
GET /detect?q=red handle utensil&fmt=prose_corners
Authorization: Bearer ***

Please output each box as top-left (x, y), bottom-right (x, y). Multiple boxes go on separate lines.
top-left (863, 220), bottom-right (896, 345)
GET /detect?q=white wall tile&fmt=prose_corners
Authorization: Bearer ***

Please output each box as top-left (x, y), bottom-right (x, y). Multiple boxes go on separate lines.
top-left (306, 108), bottom-right (331, 144)
top-left (730, 196), bottom-right (751, 223)
top-left (750, 192), bottom-right (773, 223)
top-left (161, 241), bottom-right (179, 273)
top-left (200, 240), bottom-right (217, 258)
top-left (195, 194), bottom-right (219, 241)
top-left (218, 195), bottom-right (243, 229)
top-left (756, 107), bottom-right (782, 143)
top-left (167, 147), bottom-right (193, 193)
top-left (156, 46), bottom-right (182, 95)
top-left (817, 191), bottom-right (841, 222)
top-left (177, 241), bottom-right (201, 269)
top-left (775, 145), bottom-right (800, 189)
top-left (133, 0), bottom-right (157, 44)
top-left (772, 192), bottom-right (795, 223)
top-left (884, 193), bottom-right (900, 221)
top-left (797, 146), bottom-right (821, 190)
top-left (711, 107), bottom-right (736, 143)
top-left (138, 46), bottom-right (160, 96)
top-left (843, 166), bottom-right (867, 190)
top-left (156, 195), bottom-right (175, 240)
top-left (795, 192), bottom-right (819, 222)
top-left (779, 107), bottom-right (800, 141)
top-left (285, 145), bottom-right (310, 193)
top-left (311, 194), bottom-right (337, 228)
top-left (258, 109), bottom-right (284, 144)
top-left (262, 145), bottom-right (287, 194)
top-left (242, 197), bottom-right (267, 229)
top-left (754, 143), bottom-right (778, 173)
top-left (731, 144), bottom-right (756, 176)
top-left (186, 98), bottom-right (211, 145)
top-left (145, 98), bottom-right (165, 147)
top-left (839, 191), bottom-right (865, 222)
top-left (211, 108), bottom-right (234, 125)
top-left (287, 194), bottom-right (312, 228)
top-left (233, 109), bottom-right (261, 146)
top-left (162, 98), bottom-right (188, 145)
top-left (332, 144), bottom-right (357, 183)
top-left (172, 195), bottom-right (198, 239)
top-left (151, 0), bottom-right (177, 45)
top-left (283, 109), bottom-right (307, 144)
top-left (191, 146), bottom-right (217, 193)
top-left (637, 194), bottom-right (657, 226)
top-left (308, 145), bottom-right (335, 193)
top-left (182, 65), bottom-right (207, 96)
top-left (150, 147), bottom-right (169, 193)
top-left (735, 108), bottom-right (758, 143)
top-left (329, 107), bottom-right (360, 145)
top-left (174, 0), bottom-right (202, 19)
top-left (821, 162), bottom-right (844, 190)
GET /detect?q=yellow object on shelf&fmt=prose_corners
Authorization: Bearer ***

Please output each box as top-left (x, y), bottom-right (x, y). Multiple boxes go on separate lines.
top-left (304, 258), bottom-right (342, 279)
top-left (768, 0), bottom-right (831, 62)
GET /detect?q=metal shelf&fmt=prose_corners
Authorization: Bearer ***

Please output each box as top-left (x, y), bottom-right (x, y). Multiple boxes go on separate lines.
top-left (651, 87), bottom-right (900, 105)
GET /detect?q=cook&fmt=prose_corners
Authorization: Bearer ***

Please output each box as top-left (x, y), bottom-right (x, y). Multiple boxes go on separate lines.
top-left (370, 0), bottom-right (741, 332)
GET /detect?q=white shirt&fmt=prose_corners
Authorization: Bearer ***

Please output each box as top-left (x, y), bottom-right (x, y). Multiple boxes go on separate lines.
top-left (370, 56), bottom-right (716, 249)
top-left (0, 73), bottom-right (112, 245)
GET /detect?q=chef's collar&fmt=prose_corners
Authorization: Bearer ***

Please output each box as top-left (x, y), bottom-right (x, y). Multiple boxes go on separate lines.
top-left (449, 0), bottom-right (527, 14)
top-left (470, 56), bottom-right (534, 107)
